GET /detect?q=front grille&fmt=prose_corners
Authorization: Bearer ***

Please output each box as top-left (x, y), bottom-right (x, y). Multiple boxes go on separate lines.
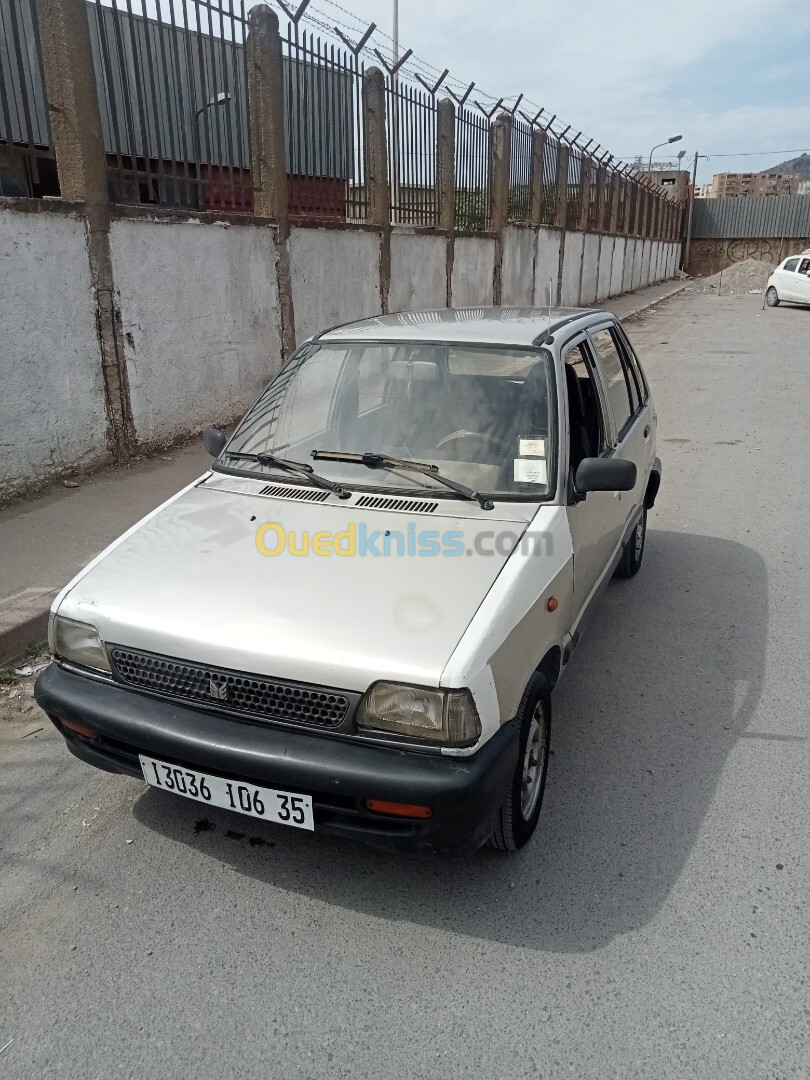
top-left (108, 646), bottom-right (353, 729)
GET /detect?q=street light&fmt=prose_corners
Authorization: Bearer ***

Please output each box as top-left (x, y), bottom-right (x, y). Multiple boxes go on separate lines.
top-left (648, 134), bottom-right (682, 173)
top-left (192, 91), bottom-right (232, 209)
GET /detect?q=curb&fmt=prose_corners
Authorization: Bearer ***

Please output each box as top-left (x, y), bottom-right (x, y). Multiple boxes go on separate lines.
top-left (617, 282), bottom-right (689, 323)
top-left (0, 588), bottom-right (56, 667)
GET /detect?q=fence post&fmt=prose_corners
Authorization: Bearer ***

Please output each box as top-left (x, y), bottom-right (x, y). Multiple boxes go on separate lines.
top-left (529, 127), bottom-right (547, 228)
top-left (247, 6), bottom-right (288, 228)
top-left (490, 111), bottom-right (511, 235)
top-left (436, 97), bottom-right (455, 232)
top-left (595, 163), bottom-right (607, 231)
top-left (609, 175), bottom-right (621, 234)
top-left (555, 143), bottom-right (569, 229)
top-left (626, 181), bottom-right (637, 236)
top-left (363, 67), bottom-right (389, 229)
top-left (35, 0), bottom-right (133, 462)
top-left (579, 156), bottom-right (592, 231)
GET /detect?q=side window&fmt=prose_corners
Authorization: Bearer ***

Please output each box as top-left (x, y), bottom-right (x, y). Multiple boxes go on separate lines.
top-left (564, 342), bottom-right (608, 472)
top-left (590, 327), bottom-right (634, 436)
top-left (798, 259), bottom-right (810, 277)
top-left (783, 258), bottom-right (800, 273)
top-left (615, 325), bottom-right (648, 403)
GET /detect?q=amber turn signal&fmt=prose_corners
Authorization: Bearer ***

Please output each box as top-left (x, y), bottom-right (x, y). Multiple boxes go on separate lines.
top-left (365, 799), bottom-right (432, 819)
top-left (59, 717), bottom-right (99, 741)
top-left (546, 596), bottom-right (559, 612)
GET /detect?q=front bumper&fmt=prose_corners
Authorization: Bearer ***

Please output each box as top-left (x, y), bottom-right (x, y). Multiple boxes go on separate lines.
top-left (35, 664), bottom-right (519, 857)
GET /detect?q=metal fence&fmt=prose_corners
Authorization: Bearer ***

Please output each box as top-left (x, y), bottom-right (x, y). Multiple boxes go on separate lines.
top-left (0, 0), bottom-right (679, 233)
top-left (385, 75), bottom-right (435, 227)
top-left (282, 23), bottom-right (362, 220)
top-left (0, 0), bottom-right (49, 195)
top-left (454, 103), bottom-right (490, 233)
top-left (507, 114), bottom-right (531, 223)
top-left (691, 194), bottom-right (810, 239)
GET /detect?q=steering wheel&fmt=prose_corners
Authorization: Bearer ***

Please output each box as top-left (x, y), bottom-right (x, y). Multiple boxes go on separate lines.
top-left (433, 430), bottom-right (514, 461)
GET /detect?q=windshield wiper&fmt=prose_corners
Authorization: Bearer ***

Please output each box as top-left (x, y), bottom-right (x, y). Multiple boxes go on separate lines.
top-left (223, 451), bottom-right (351, 499)
top-left (311, 450), bottom-right (494, 510)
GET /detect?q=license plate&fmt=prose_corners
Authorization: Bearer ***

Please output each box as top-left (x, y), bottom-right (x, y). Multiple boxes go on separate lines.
top-left (139, 755), bottom-right (314, 831)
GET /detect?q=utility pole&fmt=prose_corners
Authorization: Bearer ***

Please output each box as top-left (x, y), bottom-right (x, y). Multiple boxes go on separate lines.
top-left (683, 150), bottom-right (699, 271)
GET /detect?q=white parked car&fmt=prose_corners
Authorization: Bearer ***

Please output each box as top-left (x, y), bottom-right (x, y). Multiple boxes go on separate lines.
top-left (766, 253), bottom-right (810, 306)
top-left (36, 307), bottom-right (661, 856)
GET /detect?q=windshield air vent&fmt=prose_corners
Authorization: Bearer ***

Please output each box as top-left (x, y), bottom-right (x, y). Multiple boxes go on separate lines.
top-left (258, 484), bottom-right (330, 503)
top-left (355, 495), bottom-right (438, 514)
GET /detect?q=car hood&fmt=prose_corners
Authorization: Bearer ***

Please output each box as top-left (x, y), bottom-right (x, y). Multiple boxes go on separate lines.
top-left (57, 480), bottom-right (532, 692)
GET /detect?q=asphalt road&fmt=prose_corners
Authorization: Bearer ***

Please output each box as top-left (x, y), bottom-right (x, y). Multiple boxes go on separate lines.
top-left (1, 293), bottom-right (808, 1079)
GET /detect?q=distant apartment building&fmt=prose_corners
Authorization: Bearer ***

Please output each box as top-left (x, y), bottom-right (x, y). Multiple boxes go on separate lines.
top-left (696, 183), bottom-right (714, 199)
top-left (709, 171), bottom-right (800, 198)
top-left (799, 180), bottom-right (810, 197)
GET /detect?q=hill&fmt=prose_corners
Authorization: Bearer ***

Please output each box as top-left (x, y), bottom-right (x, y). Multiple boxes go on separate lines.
top-left (760, 153), bottom-right (810, 180)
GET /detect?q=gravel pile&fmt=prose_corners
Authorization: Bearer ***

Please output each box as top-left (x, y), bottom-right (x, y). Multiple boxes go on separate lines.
top-left (688, 257), bottom-right (776, 295)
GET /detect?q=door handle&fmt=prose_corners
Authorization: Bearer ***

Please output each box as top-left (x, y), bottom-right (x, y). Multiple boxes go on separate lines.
top-left (643, 425), bottom-right (650, 438)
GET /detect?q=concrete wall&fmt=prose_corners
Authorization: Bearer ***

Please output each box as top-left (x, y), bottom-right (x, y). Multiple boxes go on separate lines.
top-left (580, 233), bottom-right (601, 306)
top-left (111, 218), bottom-right (283, 446)
top-left (290, 225), bottom-right (382, 344)
top-left (533, 228), bottom-right (562, 306)
top-left (0, 197), bottom-right (682, 496)
top-left (560, 232), bottom-right (584, 306)
top-left (501, 227), bottom-right (536, 307)
top-left (686, 236), bottom-right (810, 276)
top-left (389, 232), bottom-right (447, 312)
top-left (1, 205), bottom-right (109, 499)
top-left (451, 236), bottom-right (495, 307)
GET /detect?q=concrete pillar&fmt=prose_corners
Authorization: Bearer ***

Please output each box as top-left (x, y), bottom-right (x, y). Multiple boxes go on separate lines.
top-left (608, 175), bottom-right (621, 234)
top-left (489, 112), bottom-right (512, 235)
top-left (247, 6), bottom-right (288, 228)
top-left (436, 97), bottom-right (455, 232)
top-left (529, 127), bottom-right (547, 227)
top-left (555, 144), bottom-right (569, 229)
top-left (35, 0), bottom-right (133, 461)
top-left (363, 67), bottom-right (389, 229)
top-left (579, 156), bottom-right (593, 231)
top-left (595, 164), bottom-right (607, 232)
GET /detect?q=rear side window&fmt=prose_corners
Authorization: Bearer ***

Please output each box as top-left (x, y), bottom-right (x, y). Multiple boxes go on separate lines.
top-left (615, 326), bottom-right (648, 404)
top-left (784, 258), bottom-right (800, 272)
top-left (590, 327), bottom-right (634, 435)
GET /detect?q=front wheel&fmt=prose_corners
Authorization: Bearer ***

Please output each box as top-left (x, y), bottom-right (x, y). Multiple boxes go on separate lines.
top-left (766, 286), bottom-right (780, 307)
top-left (489, 673), bottom-right (551, 851)
top-left (615, 507), bottom-right (646, 578)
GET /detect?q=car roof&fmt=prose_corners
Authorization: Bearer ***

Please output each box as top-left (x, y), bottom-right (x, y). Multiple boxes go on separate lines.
top-left (317, 306), bottom-right (610, 347)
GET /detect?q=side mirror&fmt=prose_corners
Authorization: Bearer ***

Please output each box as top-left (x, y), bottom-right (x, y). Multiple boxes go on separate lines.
top-left (574, 457), bottom-right (637, 494)
top-left (202, 426), bottom-right (227, 458)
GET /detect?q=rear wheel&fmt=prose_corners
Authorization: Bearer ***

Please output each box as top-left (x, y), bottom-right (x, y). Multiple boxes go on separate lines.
top-left (766, 287), bottom-right (780, 307)
top-left (489, 673), bottom-right (551, 851)
top-left (616, 507), bottom-right (646, 578)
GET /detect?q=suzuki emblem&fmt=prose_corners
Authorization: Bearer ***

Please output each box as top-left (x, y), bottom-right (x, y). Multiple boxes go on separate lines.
top-left (208, 677), bottom-right (228, 701)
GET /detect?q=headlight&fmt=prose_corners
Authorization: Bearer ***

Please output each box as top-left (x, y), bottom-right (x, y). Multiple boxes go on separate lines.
top-left (50, 615), bottom-right (111, 674)
top-left (357, 682), bottom-right (481, 747)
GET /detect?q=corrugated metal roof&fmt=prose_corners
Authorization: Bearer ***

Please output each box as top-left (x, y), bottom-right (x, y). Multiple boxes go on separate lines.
top-left (691, 195), bottom-right (810, 239)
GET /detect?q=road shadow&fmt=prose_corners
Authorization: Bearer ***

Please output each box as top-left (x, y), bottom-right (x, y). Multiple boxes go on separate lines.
top-left (133, 529), bottom-right (766, 952)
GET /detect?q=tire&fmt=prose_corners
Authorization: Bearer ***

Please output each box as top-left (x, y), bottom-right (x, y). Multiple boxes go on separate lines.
top-left (615, 507), bottom-right (646, 578)
top-left (489, 672), bottom-right (551, 851)
top-left (766, 287), bottom-right (780, 307)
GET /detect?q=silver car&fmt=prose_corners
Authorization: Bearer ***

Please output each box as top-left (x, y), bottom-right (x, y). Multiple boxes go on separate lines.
top-left (36, 307), bottom-right (661, 856)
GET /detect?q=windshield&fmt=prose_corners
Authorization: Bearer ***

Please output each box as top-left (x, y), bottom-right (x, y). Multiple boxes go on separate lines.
top-left (221, 341), bottom-right (556, 500)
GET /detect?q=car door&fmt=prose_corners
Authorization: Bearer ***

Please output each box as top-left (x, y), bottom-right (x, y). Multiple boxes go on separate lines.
top-left (795, 258), bottom-right (810, 303)
top-left (777, 257), bottom-right (802, 302)
top-left (562, 335), bottom-right (625, 622)
top-left (587, 321), bottom-right (651, 548)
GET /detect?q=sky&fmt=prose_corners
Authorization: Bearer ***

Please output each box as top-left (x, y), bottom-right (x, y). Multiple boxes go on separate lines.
top-left (290, 0), bottom-right (810, 184)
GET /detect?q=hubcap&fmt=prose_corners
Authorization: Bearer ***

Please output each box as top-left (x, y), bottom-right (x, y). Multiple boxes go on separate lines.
top-left (520, 704), bottom-right (547, 820)
top-left (634, 512), bottom-right (646, 560)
